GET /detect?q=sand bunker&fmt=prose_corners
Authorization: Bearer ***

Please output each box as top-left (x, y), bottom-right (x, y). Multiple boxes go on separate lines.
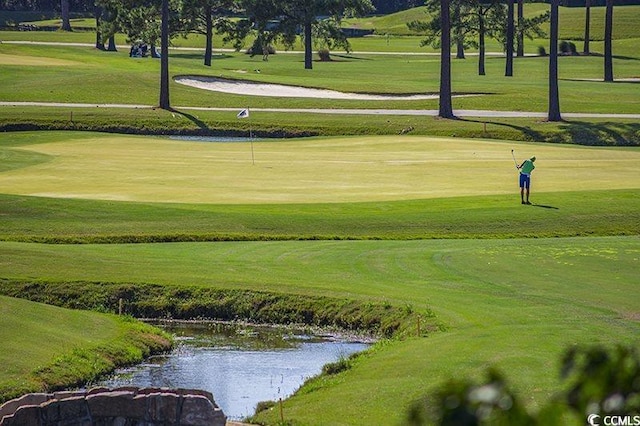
top-left (175, 76), bottom-right (442, 100)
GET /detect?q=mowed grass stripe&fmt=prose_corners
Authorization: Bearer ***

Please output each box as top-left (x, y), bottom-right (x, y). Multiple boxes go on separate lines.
top-left (0, 237), bottom-right (637, 321)
top-left (1, 189), bottom-right (639, 242)
top-left (1, 132), bottom-right (639, 204)
top-left (0, 236), bottom-right (637, 421)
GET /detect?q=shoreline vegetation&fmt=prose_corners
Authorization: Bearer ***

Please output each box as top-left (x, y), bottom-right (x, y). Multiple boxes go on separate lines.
top-left (0, 279), bottom-right (439, 339)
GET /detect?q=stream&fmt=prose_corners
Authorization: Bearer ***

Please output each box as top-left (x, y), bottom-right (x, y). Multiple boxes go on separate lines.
top-left (95, 321), bottom-right (370, 420)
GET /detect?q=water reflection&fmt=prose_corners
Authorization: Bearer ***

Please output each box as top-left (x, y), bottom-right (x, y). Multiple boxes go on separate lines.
top-left (96, 322), bottom-right (369, 420)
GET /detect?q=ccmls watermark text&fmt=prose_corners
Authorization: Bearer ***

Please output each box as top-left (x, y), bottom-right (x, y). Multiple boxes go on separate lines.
top-left (587, 414), bottom-right (640, 426)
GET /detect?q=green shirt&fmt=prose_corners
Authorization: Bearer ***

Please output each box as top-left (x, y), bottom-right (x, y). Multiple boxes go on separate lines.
top-left (520, 159), bottom-right (535, 175)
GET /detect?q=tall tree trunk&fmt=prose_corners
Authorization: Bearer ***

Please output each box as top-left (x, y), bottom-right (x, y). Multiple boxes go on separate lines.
top-left (478, 10), bottom-right (485, 76)
top-left (505, 0), bottom-right (514, 76)
top-left (107, 35), bottom-right (117, 51)
top-left (159, 0), bottom-right (170, 110)
top-left (548, 0), bottom-right (561, 122)
top-left (583, 0), bottom-right (590, 54)
top-left (604, 0), bottom-right (613, 81)
top-left (304, 20), bottom-right (313, 70)
top-left (439, 0), bottom-right (454, 118)
top-left (60, 0), bottom-right (72, 31)
top-left (456, 36), bottom-right (465, 59)
top-left (94, 5), bottom-right (105, 50)
top-left (452, 8), bottom-right (464, 59)
top-left (204, 6), bottom-right (213, 67)
top-left (516, 0), bottom-right (524, 57)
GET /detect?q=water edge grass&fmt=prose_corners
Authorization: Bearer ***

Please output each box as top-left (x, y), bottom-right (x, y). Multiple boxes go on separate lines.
top-left (0, 295), bottom-right (172, 402)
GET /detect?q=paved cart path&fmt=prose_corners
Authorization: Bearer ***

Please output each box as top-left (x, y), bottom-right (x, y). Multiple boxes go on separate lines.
top-left (1, 101), bottom-right (639, 119)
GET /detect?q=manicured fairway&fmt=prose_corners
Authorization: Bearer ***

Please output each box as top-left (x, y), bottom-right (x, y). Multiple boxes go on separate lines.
top-left (0, 131), bottom-right (638, 424)
top-left (0, 236), bottom-right (638, 424)
top-left (0, 132), bottom-right (638, 204)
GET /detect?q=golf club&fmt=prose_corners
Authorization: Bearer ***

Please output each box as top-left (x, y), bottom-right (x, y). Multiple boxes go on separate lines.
top-left (511, 149), bottom-right (519, 170)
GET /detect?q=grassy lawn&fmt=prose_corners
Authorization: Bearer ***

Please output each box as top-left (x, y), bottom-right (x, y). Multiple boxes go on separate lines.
top-left (1, 7), bottom-right (639, 127)
top-left (0, 237), bottom-right (637, 424)
top-left (0, 41), bottom-right (638, 112)
top-left (0, 295), bottom-right (172, 401)
top-left (0, 131), bottom-right (638, 424)
top-left (0, 132), bottom-right (638, 204)
top-left (1, 7), bottom-right (639, 146)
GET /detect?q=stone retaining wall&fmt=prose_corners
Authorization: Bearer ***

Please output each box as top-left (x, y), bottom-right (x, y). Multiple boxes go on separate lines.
top-left (0, 387), bottom-right (226, 426)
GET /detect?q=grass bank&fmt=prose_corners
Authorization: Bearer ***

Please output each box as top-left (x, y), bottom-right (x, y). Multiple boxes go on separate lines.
top-left (0, 106), bottom-right (639, 145)
top-left (0, 280), bottom-right (439, 339)
top-left (0, 295), bottom-right (172, 403)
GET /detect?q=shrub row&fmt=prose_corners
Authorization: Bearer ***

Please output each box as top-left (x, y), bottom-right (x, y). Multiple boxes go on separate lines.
top-left (0, 279), bottom-right (441, 338)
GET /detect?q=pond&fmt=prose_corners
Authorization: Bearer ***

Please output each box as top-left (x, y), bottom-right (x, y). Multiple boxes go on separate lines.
top-left (95, 321), bottom-right (370, 421)
top-left (169, 135), bottom-right (261, 143)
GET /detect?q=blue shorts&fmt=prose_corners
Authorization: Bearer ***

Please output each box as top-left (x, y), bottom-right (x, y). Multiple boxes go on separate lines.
top-left (519, 173), bottom-right (531, 189)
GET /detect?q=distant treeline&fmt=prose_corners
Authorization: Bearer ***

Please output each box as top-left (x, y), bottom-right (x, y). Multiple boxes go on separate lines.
top-left (0, 0), bottom-right (92, 12)
top-left (0, 0), bottom-right (427, 15)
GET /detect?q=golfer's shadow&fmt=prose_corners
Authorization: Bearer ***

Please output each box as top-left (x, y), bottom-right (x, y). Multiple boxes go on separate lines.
top-left (532, 204), bottom-right (559, 210)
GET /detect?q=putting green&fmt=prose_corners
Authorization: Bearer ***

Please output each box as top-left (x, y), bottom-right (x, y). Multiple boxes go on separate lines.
top-left (0, 53), bottom-right (81, 67)
top-left (1, 133), bottom-right (639, 204)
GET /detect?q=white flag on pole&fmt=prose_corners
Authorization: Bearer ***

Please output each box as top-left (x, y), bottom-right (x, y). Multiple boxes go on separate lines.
top-left (237, 108), bottom-right (249, 119)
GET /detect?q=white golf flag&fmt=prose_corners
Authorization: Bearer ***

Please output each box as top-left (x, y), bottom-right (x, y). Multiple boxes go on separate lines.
top-left (237, 108), bottom-right (249, 119)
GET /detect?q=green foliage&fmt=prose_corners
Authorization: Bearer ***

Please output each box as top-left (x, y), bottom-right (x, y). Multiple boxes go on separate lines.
top-left (1, 109), bottom-right (639, 145)
top-left (348, 5), bottom-right (640, 41)
top-left (29, 326), bottom-right (172, 395)
top-left (255, 399), bottom-right (277, 413)
top-left (322, 355), bottom-right (354, 375)
top-left (561, 345), bottom-right (640, 417)
top-left (1, 33), bottom-right (639, 137)
top-left (408, 369), bottom-right (535, 426)
top-left (317, 48), bottom-right (331, 61)
top-left (407, 345), bottom-right (640, 425)
top-left (560, 40), bottom-right (578, 55)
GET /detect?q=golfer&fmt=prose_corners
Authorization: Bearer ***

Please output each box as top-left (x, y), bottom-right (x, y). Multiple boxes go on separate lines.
top-left (517, 156), bottom-right (536, 205)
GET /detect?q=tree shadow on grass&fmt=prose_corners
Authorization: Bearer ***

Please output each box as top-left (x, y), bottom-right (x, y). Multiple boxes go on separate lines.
top-left (563, 78), bottom-right (640, 84)
top-left (458, 117), bottom-right (546, 141)
top-left (458, 118), bottom-right (640, 146)
top-left (558, 121), bottom-right (640, 146)
top-left (168, 108), bottom-right (210, 132)
top-left (329, 54), bottom-right (373, 61)
top-left (171, 53), bottom-right (234, 61)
